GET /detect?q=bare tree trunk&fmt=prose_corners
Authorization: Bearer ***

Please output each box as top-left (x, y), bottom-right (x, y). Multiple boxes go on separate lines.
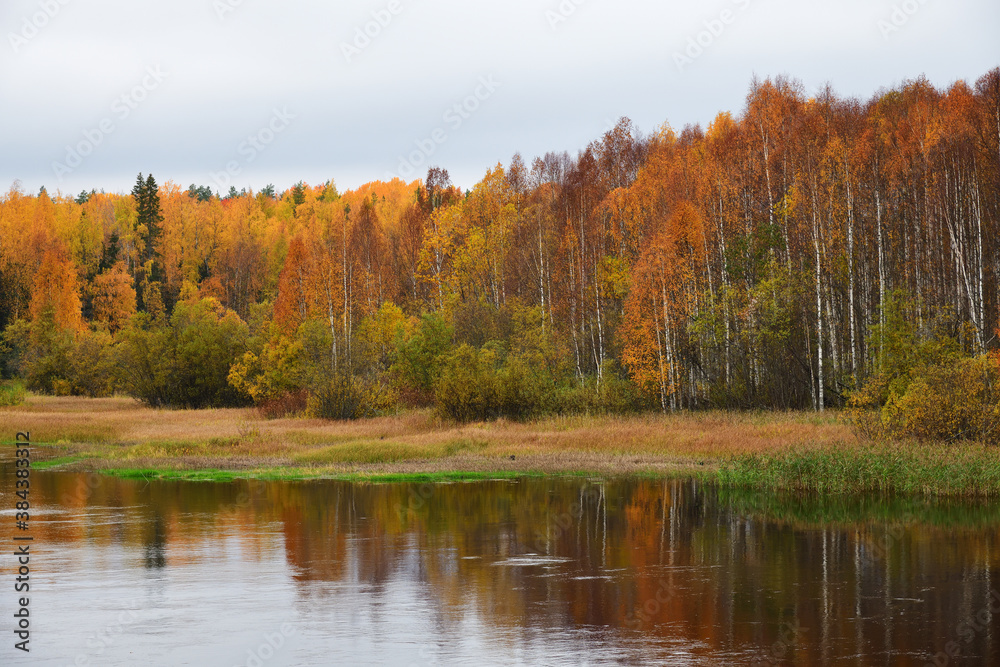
top-left (846, 159), bottom-right (857, 382)
top-left (812, 193), bottom-right (825, 412)
top-left (876, 188), bottom-right (886, 367)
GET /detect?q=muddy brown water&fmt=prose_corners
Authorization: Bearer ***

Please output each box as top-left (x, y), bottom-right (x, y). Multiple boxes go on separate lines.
top-left (2, 450), bottom-right (998, 665)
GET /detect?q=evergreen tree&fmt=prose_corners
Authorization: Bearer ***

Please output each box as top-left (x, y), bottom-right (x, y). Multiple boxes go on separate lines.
top-left (132, 173), bottom-right (165, 312)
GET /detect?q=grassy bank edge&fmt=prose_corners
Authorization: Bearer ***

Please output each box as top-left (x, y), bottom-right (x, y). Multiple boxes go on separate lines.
top-left (25, 446), bottom-right (1000, 498)
top-left (717, 445), bottom-right (1000, 498)
top-left (94, 466), bottom-right (708, 484)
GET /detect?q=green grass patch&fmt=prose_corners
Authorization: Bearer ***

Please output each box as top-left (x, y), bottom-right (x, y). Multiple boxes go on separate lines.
top-left (106, 468), bottom-right (256, 482)
top-left (33, 455), bottom-right (88, 470)
top-left (717, 443), bottom-right (1000, 497)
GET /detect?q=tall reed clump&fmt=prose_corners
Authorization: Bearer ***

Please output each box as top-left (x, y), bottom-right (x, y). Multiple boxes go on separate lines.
top-left (717, 445), bottom-right (1000, 497)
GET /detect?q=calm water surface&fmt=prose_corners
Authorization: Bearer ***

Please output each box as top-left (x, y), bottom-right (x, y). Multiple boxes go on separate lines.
top-left (2, 450), bottom-right (999, 666)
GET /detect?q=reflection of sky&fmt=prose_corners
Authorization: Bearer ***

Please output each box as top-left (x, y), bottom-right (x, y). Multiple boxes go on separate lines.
top-left (21, 513), bottom-right (711, 666)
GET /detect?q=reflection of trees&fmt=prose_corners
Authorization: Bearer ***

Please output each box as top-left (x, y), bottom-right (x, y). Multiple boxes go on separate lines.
top-left (143, 514), bottom-right (166, 569)
top-left (14, 465), bottom-right (1000, 663)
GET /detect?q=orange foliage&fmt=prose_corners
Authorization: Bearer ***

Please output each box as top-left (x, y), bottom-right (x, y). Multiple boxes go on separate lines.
top-left (29, 248), bottom-right (84, 332)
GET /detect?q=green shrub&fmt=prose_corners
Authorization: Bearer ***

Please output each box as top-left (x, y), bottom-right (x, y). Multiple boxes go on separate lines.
top-left (883, 355), bottom-right (1000, 444)
top-left (847, 291), bottom-right (998, 444)
top-left (393, 312), bottom-right (453, 404)
top-left (495, 352), bottom-right (554, 421)
top-left (69, 330), bottom-right (118, 397)
top-left (20, 323), bottom-right (75, 394)
top-left (2, 318), bottom-right (117, 398)
top-left (435, 344), bottom-right (500, 422)
top-left (117, 298), bottom-right (250, 408)
top-left (0, 381), bottom-right (26, 406)
top-left (553, 363), bottom-right (649, 416)
top-left (308, 373), bottom-right (391, 420)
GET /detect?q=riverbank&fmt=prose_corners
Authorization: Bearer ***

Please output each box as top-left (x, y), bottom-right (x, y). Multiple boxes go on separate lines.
top-left (3, 395), bottom-right (999, 495)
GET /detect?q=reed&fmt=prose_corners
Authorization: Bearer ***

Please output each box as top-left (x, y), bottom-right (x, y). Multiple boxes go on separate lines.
top-left (717, 443), bottom-right (1000, 497)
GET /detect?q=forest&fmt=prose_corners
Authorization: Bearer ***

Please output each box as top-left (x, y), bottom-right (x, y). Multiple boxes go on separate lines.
top-left (2, 70), bottom-right (999, 433)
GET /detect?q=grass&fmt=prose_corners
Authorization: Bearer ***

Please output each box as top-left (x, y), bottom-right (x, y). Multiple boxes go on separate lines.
top-left (103, 467), bottom-right (560, 483)
top-left (0, 395), bottom-right (854, 478)
top-left (32, 455), bottom-right (88, 470)
top-left (5, 394), bottom-right (999, 496)
top-left (717, 443), bottom-right (1000, 497)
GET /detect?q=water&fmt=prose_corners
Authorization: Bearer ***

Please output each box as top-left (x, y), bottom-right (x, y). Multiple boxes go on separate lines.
top-left (2, 451), bottom-right (999, 665)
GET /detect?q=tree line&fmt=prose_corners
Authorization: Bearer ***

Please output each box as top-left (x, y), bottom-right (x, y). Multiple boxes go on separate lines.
top-left (1, 69), bottom-right (998, 421)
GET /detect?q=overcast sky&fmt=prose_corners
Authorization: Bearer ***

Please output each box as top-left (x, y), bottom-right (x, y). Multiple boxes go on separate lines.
top-left (1, 0), bottom-right (997, 197)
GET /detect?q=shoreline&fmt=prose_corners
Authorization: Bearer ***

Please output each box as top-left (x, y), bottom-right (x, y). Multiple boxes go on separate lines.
top-left (5, 395), bottom-right (1000, 496)
top-left (32, 453), bottom-right (716, 484)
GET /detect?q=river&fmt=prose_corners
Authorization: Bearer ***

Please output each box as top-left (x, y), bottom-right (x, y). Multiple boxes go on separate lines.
top-left (2, 450), bottom-right (999, 665)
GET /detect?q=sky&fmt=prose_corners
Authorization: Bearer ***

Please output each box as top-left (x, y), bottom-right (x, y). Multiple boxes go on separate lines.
top-left (1, 0), bottom-right (998, 197)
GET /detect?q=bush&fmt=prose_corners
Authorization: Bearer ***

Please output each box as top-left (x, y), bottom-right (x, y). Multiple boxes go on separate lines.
top-left (2, 318), bottom-right (117, 398)
top-left (69, 330), bottom-right (117, 397)
top-left (847, 292), bottom-right (999, 444)
top-left (881, 355), bottom-right (1000, 444)
top-left (435, 345), bottom-right (499, 422)
top-left (393, 312), bottom-right (453, 405)
top-left (495, 352), bottom-right (554, 421)
top-left (118, 298), bottom-right (250, 408)
top-left (553, 363), bottom-right (649, 416)
top-left (228, 335), bottom-right (305, 407)
top-left (308, 374), bottom-right (391, 420)
top-left (851, 354), bottom-right (1000, 445)
top-left (0, 381), bottom-right (26, 407)
top-left (19, 322), bottom-right (75, 394)
top-left (436, 344), bottom-right (567, 423)
top-left (257, 390), bottom-right (309, 419)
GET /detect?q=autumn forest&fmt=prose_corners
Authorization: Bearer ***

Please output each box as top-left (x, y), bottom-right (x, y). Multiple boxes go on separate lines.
top-left (2, 70), bottom-right (999, 424)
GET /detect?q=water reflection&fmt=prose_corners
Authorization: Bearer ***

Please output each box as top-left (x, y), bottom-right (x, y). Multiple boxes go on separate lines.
top-left (143, 515), bottom-right (167, 569)
top-left (2, 453), bottom-right (999, 665)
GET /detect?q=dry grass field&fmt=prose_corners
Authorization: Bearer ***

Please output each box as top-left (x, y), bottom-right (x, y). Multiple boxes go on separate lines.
top-left (0, 395), bottom-right (857, 479)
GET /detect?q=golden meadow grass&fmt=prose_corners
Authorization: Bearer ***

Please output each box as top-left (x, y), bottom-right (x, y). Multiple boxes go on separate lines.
top-left (7, 395), bottom-right (1000, 495)
top-left (2, 395), bottom-right (853, 475)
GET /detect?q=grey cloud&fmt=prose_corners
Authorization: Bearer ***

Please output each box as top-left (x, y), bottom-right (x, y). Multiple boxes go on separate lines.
top-left (1, 0), bottom-right (997, 195)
